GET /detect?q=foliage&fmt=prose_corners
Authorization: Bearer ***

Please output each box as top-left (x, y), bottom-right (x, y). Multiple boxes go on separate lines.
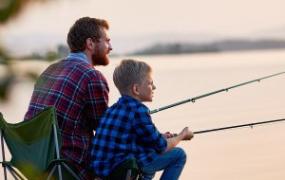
top-left (0, 47), bottom-right (9, 64)
top-left (0, 0), bottom-right (47, 24)
top-left (0, 0), bottom-right (48, 101)
top-left (0, 74), bottom-right (15, 101)
top-left (0, 46), bottom-right (13, 101)
top-left (0, 0), bottom-right (27, 23)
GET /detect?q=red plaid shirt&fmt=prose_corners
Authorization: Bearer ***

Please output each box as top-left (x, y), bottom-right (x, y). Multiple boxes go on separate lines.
top-left (24, 56), bottom-right (109, 180)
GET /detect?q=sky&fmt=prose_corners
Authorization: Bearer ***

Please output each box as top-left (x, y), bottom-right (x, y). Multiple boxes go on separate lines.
top-left (1, 0), bottom-right (285, 55)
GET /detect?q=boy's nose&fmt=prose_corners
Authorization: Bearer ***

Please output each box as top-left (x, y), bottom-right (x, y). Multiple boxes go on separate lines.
top-left (109, 43), bottom-right (113, 51)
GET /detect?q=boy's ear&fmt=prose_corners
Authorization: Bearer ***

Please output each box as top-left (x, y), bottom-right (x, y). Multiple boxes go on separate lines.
top-left (132, 84), bottom-right (140, 96)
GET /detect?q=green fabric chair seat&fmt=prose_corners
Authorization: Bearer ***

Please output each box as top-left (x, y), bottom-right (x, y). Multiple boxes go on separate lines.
top-left (0, 107), bottom-right (80, 180)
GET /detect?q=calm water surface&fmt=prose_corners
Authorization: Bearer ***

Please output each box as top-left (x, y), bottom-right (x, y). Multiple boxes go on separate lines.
top-left (1, 50), bottom-right (285, 179)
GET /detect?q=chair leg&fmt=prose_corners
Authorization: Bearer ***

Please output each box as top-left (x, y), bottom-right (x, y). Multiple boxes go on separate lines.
top-left (1, 131), bottom-right (8, 180)
top-left (6, 165), bottom-right (25, 180)
top-left (11, 166), bottom-right (25, 180)
top-left (125, 169), bottom-right (132, 180)
top-left (52, 123), bottom-right (63, 180)
top-left (57, 165), bottom-right (63, 180)
top-left (62, 162), bottom-right (81, 180)
top-left (1, 132), bottom-right (24, 180)
top-left (3, 166), bottom-right (8, 180)
top-left (8, 168), bottom-right (19, 180)
top-left (47, 166), bottom-right (57, 180)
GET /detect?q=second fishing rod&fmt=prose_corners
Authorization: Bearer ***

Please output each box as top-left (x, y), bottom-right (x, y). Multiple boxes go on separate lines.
top-left (150, 71), bottom-right (285, 114)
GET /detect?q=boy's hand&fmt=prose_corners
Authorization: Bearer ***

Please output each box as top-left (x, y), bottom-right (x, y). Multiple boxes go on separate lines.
top-left (163, 131), bottom-right (175, 138)
top-left (179, 127), bottom-right (194, 140)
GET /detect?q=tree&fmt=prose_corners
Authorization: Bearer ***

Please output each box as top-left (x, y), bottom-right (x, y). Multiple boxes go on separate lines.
top-left (0, 0), bottom-right (47, 100)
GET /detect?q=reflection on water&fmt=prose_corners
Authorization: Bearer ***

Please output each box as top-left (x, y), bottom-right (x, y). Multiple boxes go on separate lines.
top-left (1, 50), bottom-right (285, 179)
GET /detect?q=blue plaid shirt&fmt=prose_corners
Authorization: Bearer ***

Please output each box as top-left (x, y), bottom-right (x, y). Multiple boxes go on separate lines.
top-left (90, 95), bottom-right (167, 177)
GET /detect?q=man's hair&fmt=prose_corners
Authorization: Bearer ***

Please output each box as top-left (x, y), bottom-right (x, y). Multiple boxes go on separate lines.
top-left (67, 17), bottom-right (109, 52)
top-left (113, 59), bottom-right (152, 95)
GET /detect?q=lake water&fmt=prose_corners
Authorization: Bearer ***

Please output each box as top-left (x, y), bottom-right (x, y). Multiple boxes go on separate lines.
top-left (1, 50), bottom-right (285, 179)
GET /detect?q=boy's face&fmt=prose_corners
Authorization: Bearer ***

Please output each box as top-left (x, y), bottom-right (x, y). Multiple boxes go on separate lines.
top-left (136, 72), bottom-right (156, 102)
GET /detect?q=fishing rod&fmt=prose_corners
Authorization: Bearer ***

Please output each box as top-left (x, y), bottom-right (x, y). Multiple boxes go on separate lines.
top-left (150, 71), bottom-right (285, 114)
top-left (172, 118), bottom-right (285, 138)
top-left (193, 118), bottom-right (285, 135)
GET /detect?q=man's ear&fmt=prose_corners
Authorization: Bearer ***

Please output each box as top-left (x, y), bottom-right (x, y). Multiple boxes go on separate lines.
top-left (132, 84), bottom-right (140, 96)
top-left (85, 38), bottom-right (94, 50)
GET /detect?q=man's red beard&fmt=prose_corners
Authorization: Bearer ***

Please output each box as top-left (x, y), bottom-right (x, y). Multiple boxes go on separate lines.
top-left (91, 53), bottom-right (109, 66)
top-left (91, 47), bottom-right (110, 66)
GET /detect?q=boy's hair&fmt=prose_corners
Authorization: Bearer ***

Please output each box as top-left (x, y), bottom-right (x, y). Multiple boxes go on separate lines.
top-left (113, 59), bottom-right (152, 95)
top-left (67, 17), bottom-right (109, 52)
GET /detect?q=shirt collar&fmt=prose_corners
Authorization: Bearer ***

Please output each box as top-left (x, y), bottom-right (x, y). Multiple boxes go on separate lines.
top-left (119, 95), bottom-right (149, 110)
top-left (66, 52), bottom-right (91, 64)
top-left (120, 95), bottom-right (137, 102)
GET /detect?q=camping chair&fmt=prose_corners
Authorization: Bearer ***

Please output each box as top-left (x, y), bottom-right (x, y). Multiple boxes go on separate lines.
top-left (0, 107), bottom-right (80, 180)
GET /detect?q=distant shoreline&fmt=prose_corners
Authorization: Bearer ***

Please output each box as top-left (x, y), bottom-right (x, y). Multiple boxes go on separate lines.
top-left (8, 38), bottom-right (285, 60)
top-left (129, 39), bottom-right (285, 56)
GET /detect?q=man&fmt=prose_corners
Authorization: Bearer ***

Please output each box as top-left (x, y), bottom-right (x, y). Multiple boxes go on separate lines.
top-left (24, 17), bottom-right (112, 180)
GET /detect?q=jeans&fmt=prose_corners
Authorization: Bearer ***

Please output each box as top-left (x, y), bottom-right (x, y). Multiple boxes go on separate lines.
top-left (140, 147), bottom-right (187, 180)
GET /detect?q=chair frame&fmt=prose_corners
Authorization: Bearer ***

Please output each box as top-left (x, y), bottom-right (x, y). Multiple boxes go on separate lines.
top-left (0, 113), bottom-right (80, 180)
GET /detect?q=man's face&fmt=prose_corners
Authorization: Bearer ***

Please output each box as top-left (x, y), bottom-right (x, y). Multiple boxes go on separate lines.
top-left (91, 28), bottom-right (112, 66)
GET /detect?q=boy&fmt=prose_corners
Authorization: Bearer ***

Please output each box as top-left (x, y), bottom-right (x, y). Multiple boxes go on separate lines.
top-left (91, 59), bottom-right (194, 180)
